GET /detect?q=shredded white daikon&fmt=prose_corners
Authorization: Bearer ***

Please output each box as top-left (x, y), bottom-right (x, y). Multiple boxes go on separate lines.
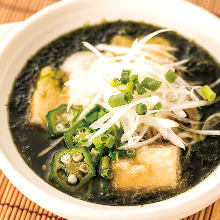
top-left (60, 29), bottom-right (219, 150)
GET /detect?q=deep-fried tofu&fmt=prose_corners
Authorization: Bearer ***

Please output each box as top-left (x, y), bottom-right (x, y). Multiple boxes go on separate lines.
top-left (112, 145), bottom-right (181, 191)
top-left (29, 66), bottom-right (69, 128)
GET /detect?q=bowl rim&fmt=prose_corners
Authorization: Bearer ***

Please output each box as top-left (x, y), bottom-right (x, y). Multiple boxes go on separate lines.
top-left (0, 0), bottom-right (220, 219)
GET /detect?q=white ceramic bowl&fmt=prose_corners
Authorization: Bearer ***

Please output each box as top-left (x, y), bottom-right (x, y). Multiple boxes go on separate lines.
top-left (0, 0), bottom-right (220, 219)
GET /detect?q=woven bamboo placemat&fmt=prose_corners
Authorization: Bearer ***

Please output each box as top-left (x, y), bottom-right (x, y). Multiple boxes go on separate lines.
top-left (0, 0), bottom-right (219, 219)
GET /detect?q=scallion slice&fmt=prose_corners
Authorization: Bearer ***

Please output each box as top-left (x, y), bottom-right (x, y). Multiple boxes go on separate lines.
top-left (141, 77), bottom-right (162, 92)
top-left (136, 103), bottom-right (147, 115)
top-left (108, 92), bottom-right (134, 108)
top-left (124, 92), bottom-right (133, 103)
top-left (110, 78), bottom-right (120, 87)
top-left (120, 70), bottom-right (131, 84)
top-left (126, 149), bottom-right (136, 158)
top-left (105, 135), bottom-right (115, 148)
top-left (201, 85), bottom-right (216, 101)
top-left (99, 156), bottom-right (113, 179)
top-left (127, 82), bottom-right (134, 94)
top-left (165, 69), bottom-right (177, 83)
top-left (135, 83), bottom-right (146, 95)
top-left (108, 94), bottom-right (127, 107)
top-left (129, 74), bottom-right (139, 84)
top-left (153, 102), bottom-right (163, 110)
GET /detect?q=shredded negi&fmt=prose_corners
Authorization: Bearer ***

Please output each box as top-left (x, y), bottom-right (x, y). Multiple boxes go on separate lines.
top-left (37, 29), bottom-right (220, 193)
top-left (62, 29), bottom-right (219, 149)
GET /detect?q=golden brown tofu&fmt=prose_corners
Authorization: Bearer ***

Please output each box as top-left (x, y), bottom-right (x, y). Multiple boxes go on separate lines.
top-left (147, 36), bottom-right (170, 46)
top-left (29, 66), bottom-right (69, 128)
top-left (111, 35), bottom-right (171, 48)
top-left (110, 35), bottom-right (174, 64)
top-left (110, 35), bottom-right (134, 47)
top-left (112, 145), bottom-right (181, 191)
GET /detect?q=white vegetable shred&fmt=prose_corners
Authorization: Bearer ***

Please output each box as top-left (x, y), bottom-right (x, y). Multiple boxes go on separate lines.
top-left (60, 29), bottom-right (219, 150)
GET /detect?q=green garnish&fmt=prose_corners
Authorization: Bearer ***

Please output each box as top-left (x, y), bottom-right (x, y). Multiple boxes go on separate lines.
top-left (141, 77), bottom-right (162, 92)
top-left (108, 94), bottom-right (126, 107)
top-left (135, 83), bottom-right (146, 95)
top-left (109, 149), bottom-right (136, 161)
top-left (165, 69), bottom-right (177, 83)
top-left (129, 74), bottom-right (139, 84)
top-left (99, 156), bottom-right (113, 179)
top-left (153, 102), bottom-right (163, 110)
top-left (110, 78), bottom-right (120, 87)
top-left (85, 111), bottom-right (98, 124)
top-left (126, 149), bottom-right (136, 158)
top-left (136, 103), bottom-right (147, 115)
top-left (108, 92), bottom-right (133, 107)
top-left (127, 81), bottom-right (134, 94)
top-left (105, 135), bottom-right (116, 148)
top-left (124, 92), bottom-right (133, 103)
top-left (201, 85), bottom-right (216, 101)
top-left (120, 69), bottom-right (131, 84)
top-left (93, 134), bottom-right (115, 149)
top-left (109, 150), bottom-right (119, 161)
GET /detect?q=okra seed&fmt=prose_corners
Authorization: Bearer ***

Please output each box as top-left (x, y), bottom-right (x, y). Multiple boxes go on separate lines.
top-left (67, 174), bottom-right (77, 184)
top-left (91, 148), bottom-right (99, 156)
top-left (72, 153), bottom-right (83, 162)
top-left (56, 123), bottom-right (65, 131)
top-left (42, 165), bottom-right (47, 171)
top-left (79, 164), bottom-right (89, 173)
top-left (61, 154), bottom-right (71, 164)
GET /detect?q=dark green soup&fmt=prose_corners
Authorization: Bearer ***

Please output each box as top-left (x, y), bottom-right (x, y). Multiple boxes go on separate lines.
top-left (8, 21), bottom-right (220, 205)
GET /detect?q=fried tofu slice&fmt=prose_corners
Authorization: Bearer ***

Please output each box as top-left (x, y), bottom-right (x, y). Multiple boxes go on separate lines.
top-left (111, 35), bottom-right (171, 48)
top-left (110, 35), bottom-right (134, 47)
top-left (29, 66), bottom-right (69, 128)
top-left (110, 35), bottom-right (174, 63)
top-left (112, 145), bottom-right (181, 191)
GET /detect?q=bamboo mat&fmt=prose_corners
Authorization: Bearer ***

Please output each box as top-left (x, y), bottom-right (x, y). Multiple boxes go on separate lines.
top-left (0, 0), bottom-right (219, 219)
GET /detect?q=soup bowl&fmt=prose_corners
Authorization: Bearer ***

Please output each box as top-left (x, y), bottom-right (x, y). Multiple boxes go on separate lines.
top-left (0, 0), bottom-right (220, 219)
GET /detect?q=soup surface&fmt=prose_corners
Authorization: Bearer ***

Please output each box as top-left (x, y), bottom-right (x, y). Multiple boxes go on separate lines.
top-left (8, 21), bottom-right (220, 205)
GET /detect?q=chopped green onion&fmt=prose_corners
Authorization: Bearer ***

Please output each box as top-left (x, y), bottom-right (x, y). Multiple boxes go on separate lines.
top-left (141, 77), bottom-right (162, 92)
top-left (92, 136), bottom-right (103, 148)
top-left (201, 85), bottom-right (216, 101)
top-left (129, 74), bottom-right (139, 84)
top-left (136, 103), bottom-right (147, 115)
top-left (120, 70), bottom-right (131, 84)
top-left (109, 150), bottom-right (119, 161)
top-left (153, 102), bottom-right (163, 110)
top-left (165, 69), bottom-right (177, 83)
top-left (93, 134), bottom-right (115, 149)
top-left (100, 135), bottom-right (108, 142)
top-left (127, 82), bottom-right (134, 94)
top-left (135, 83), bottom-right (146, 95)
top-left (85, 111), bottom-right (98, 124)
top-left (110, 78), bottom-right (120, 87)
top-left (126, 149), bottom-right (136, 158)
top-left (124, 92), bottom-right (133, 103)
top-left (98, 108), bottom-right (107, 118)
top-left (109, 125), bottom-right (123, 147)
top-left (91, 144), bottom-right (105, 164)
top-left (110, 149), bottom-right (136, 160)
top-left (72, 127), bottom-right (92, 147)
top-left (108, 94), bottom-right (127, 107)
top-left (108, 92), bottom-right (133, 108)
top-left (99, 156), bottom-right (113, 179)
top-left (101, 168), bottom-right (113, 179)
top-left (105, 135), bottom-right (115, 148)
